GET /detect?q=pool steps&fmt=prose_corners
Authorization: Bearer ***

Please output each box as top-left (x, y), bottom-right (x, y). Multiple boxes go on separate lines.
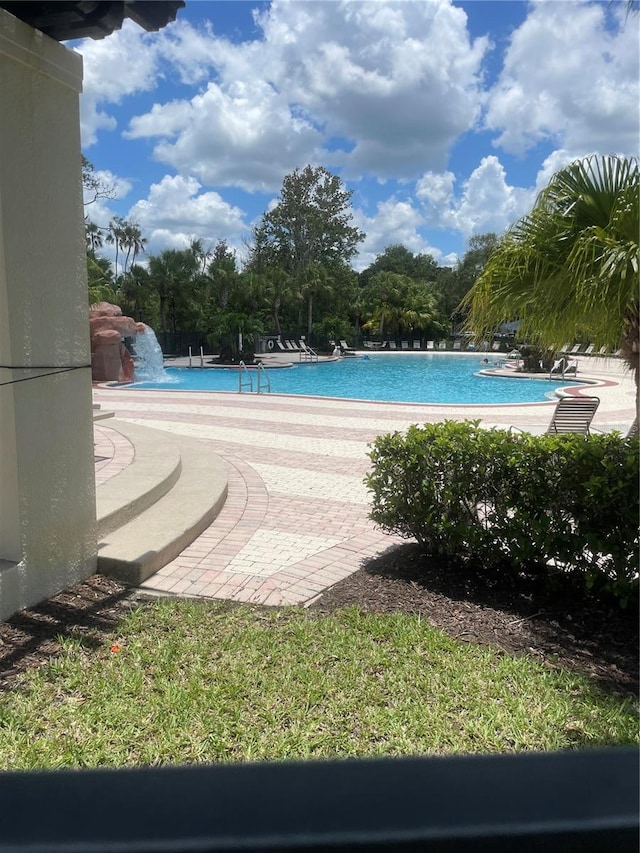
top-left (96, 419), bottom-right (228, 585)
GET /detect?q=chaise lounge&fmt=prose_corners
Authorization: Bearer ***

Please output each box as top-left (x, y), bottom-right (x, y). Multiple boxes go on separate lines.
top-left (513, 396), bottom-right (600, 436)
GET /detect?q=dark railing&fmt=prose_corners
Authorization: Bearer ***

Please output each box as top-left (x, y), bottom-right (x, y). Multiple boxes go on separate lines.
top-left (154, 331), bottom-right (210, 357)
top-left (0, 747), bottom-right (637, 851)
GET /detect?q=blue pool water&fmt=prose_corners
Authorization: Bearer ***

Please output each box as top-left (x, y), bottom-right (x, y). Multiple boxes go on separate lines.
top-left (132, 354), bottom-right (584, 405)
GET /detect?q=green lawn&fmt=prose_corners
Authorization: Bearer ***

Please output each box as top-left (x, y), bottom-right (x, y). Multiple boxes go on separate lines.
top-left (0, 600), bottom-right (637, 769)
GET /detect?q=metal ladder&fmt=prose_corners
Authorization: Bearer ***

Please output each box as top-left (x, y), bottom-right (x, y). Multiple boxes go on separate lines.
top-left (299, 342), bottom-right (319, 363)
top-left (256, 361), bottom-right (271, 394)
top-left (238, 361), bottom-right (271, 394)
top-left (238, 361), bottom-right (253, 393)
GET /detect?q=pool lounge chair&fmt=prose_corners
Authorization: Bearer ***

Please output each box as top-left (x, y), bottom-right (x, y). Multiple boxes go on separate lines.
top-left (285, 340), bottom-right (300, 351)
top-left (388, 341), bottom-right (397, 350)
top-left (491, 341), bottom-right (501, 352)
top-left (426, 341), bottom-right (435, 350)
top-left (568, 343), bottom-right (582, 355)
top-left (276, 340), bottom-right (289, 352)
top-left (513, 395), bottom-right (600, 436)
top-left (452, 340), bottom-right (461, 350)
top-left (583, 344), bottom-right (595, 355)
top-left (413, 340), bottom-right (421, 350)
top-left (438, 340), bottom-right (447, 350)
top-left (401, 341), bottom-right (409, 350)
top-left (546, 396), bottom-right (600, 435)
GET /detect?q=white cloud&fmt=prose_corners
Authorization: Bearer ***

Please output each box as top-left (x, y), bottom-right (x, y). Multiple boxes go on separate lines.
top-left (485, 1), bottom-right (640, 156)
top-left (118, 0), bottom-right (488, 190)
top-left (414, 171), bottom-right (456, 226)
top-left (416, 156), bottom-right (534, 238)
top-left (126, 80), bottom-right (323, 192)
top-left (255, 0), bottom-right (489, 178)
top-left (352, 197), bottom-right (451, 271)
top-left (126, 174), bottom-right (249, 257)
top-left (75, 21), bottom-right (163, 147)
top-left (75, 1), bottom-right (637, 264)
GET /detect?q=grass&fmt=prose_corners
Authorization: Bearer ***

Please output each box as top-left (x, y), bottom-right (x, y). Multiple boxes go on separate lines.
top-left (0, 600), bottom-right (637, 769)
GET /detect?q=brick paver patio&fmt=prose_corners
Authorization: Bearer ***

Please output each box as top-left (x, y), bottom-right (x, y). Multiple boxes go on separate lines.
top-left (93, 357), bottom-right (636, 606)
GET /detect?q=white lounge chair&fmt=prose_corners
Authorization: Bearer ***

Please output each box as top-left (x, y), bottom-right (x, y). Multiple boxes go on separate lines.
top-left (388, 341), bottom-right (397, 350)
top-left (438, 340), bottom-right (447, 350)
top-left (513, 396), bottom-right (600, 436)
top-left (546, 396), bottom-right (600, 435)
top-left (401, 340), bottom-right (409, 350)
top-left (452, 340), bottom-right (461, 351)
top-left (426, 341), bottom-right (435, 350)
top-left (412, 340), bottom-right (421, 350)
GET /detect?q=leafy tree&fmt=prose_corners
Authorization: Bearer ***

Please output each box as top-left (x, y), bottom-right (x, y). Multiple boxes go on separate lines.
top-left (87, 250), bottom-right (116, 305)
top-left (464, 155), bottom-right (639, 419)
top-left (190, 238), bottom-right (213, 274)
top-left (206, 241), bottom-right (239, 310)
top-left (147, 248), bottom-right (201, 334)
top-left (359, 244), bottom-right (439, 288)
top-left (105, 216), bottom-right (126, 280)
top-left (118, 265), bottom-right (156, 325)
top-left (204, 246), bottom-right (272, 360)
top-left (256, 165), bottom-right (364, 336)
top-left (120, 221), bottom-right (146, 274)
top-left (438, 233), bottom-right (499, 329)
top-left (360, 272), bottom-right (443, 339)
top-left (106, 216), bottom-right (146, 279)
top-left (259, 165), bottom-right (364, 273)
top-left (85, 220), bottom-right (104, 252)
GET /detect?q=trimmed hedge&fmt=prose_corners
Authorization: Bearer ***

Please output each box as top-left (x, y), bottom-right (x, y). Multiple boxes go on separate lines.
top-left (366, 421), bottom-right (639, 605)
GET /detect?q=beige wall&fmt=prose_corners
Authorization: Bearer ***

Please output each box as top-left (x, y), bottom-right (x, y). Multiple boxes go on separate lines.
top-left (0, 10), bottom-right (97, 619)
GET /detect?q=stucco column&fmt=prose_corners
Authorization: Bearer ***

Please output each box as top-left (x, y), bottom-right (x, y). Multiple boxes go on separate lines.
top-left (0, 10), bottom-right (97, 619)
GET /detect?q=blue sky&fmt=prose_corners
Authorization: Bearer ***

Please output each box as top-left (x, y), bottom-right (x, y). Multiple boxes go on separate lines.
top-left (73, 0), bottom-right (639, 271)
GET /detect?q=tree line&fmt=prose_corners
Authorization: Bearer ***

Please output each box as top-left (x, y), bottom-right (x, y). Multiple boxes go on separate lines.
top-left (85, 152), bottom-right (638, 402)
top-left (84, 160), bottom-right (498, 358)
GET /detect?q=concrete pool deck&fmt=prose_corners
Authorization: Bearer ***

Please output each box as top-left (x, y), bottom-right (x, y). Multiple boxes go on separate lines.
top-left (93, 355), bottom-right (636, 606)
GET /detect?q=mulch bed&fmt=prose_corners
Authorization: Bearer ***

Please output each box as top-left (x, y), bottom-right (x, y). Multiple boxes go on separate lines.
top-left (1, 546), bottom-right (638, 697)
top-left (312, 543), bottom-right (639, 697)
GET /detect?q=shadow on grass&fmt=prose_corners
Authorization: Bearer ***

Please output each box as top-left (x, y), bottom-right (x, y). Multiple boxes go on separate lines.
top-left (313, 541), bottom-right (639, 698)
top-left (0, 575), bottom-right (138, 690)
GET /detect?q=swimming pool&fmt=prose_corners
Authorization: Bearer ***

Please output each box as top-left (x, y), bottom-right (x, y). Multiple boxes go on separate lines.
top-left (132, 354), bottom-right (585, 405)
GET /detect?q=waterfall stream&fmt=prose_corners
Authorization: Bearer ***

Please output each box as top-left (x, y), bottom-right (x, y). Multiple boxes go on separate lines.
top-left (132, 325), bottom-right (170, 383)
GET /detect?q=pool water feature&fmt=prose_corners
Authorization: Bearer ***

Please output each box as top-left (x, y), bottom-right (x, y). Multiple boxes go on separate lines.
top-left (132, 354), bottom-right (585, 405)
top-left (131, 324), bottom-right (170, 383)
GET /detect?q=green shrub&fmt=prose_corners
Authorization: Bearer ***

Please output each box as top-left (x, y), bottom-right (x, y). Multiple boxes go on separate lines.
top-left (366, 421), bottom-right (639, 605)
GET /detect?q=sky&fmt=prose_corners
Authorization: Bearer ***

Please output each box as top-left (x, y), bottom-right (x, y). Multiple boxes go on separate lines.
top-left (73, 0), bottom-right (639, 272)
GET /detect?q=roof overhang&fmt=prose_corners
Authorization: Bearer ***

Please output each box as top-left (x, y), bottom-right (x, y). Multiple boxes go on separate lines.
top-left (0, 2), bottom-right (185, 41)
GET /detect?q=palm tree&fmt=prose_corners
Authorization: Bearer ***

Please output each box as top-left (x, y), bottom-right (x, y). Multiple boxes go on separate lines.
top-left (190, 238), bottom-right (212, 274)
top-left (121, 221), bottom-right (146, 274)
top-left (106, 216), bottom-right (127, 280)
top-left (148, 249), bottom-right (199, 334)
top-left (85, 220), bottom-right (104, 252)
top-left (464, 154), bottom-right (639, 422)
